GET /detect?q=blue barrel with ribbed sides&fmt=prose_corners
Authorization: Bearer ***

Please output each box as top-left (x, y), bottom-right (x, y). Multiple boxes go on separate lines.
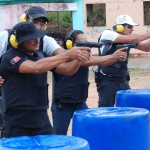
top-left (72, 107), bottom-right (150, 150)
top-left (116, 88), bottom-right (150, 110)
top-left (0, 135), bottom-right (90, 150)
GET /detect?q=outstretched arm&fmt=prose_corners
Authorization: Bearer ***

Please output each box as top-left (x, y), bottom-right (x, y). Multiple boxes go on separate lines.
top-left (82, 47), bottom-right (127, 66)
top-left (137, 39), bottom-right (150, 52)
top-left (115, 33), bottom-right (150, 43)
top-left (19, 47), bottom-right (90, 74)
top-left (55, 47), bottom-right (91, 75)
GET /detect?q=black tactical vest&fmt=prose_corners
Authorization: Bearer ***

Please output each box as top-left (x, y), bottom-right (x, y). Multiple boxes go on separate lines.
top-left (53, 67), bottom-right (89, 103)
top-left (99, 41), bottom-right (130, 77)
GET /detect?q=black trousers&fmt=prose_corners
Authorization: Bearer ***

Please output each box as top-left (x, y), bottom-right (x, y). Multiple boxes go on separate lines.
top-left (51, 101), bottom-right (88, 135)
top-left (1, 120), bottom-right (53, 138)
top-left (95, 73), bottom-right (130, 107)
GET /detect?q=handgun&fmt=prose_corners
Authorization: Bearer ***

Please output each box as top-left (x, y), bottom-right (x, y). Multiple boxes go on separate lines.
top-left (76, 41), bottom-right (101, 48)
top-left (116, 43), bottom-right (138, 50)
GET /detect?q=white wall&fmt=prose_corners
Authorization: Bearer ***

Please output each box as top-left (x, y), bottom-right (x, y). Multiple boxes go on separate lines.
top-left (83, 0), bottom-right (150, 54)
top-left (0, 3), bottom-right (77, 31)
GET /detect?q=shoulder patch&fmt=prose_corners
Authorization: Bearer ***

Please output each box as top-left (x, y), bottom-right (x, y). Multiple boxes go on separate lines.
top-left (10, 56), bottom-right (21, 65)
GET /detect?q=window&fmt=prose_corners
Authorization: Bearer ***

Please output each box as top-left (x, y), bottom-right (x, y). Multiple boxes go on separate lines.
top-left (144, 1), bottom-right (150, 25)
top-left (86, 3), bottom-right (106, 27)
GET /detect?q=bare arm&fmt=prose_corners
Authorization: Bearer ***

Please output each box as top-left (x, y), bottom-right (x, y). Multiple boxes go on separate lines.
top-left (52, 46), bottom-right (91, 75)
top-left (55, 59), bottom-right (81, 75)
top-left (137, 39), bottom-right (150, 52)
top-left (114, 34), bottom-right (150, 43)
top-left (19, 53), bottom-right (71, 74)
top-left (52, 47), bottom-right (65, 55)
top-left (19, 47), bottom-right (90, 74)
top-left (82, 47), bottom-right (127, 66)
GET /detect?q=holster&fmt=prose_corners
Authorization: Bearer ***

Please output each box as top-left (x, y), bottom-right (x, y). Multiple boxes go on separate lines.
top-left (95, 72), bottom-right (127, 82)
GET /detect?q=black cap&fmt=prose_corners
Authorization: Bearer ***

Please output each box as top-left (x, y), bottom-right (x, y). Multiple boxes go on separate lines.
top-left (14, 21), bottom-right (48, 45)
top-left (26, 6), bottom-right (49, 23)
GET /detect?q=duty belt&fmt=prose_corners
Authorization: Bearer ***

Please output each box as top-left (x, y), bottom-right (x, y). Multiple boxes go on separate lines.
top-left (95, 72), bottom-right (127, 82)
top-left (55, 98), bottom-right (84, 109)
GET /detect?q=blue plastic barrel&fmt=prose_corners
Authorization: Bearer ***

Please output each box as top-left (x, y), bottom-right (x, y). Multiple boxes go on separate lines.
top-left (0, 135), bottom-right (90, 150)
top-left (116, 88), bottom-right (150, 110)
top-left (72, 107), bottom-right (150, 150)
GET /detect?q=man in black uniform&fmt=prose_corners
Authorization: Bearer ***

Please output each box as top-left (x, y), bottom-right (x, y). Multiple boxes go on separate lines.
top-left (0, 21), bottom-right (91, 138)
top-left (52, 30), bottom-right (128, 135)
top-left (0, 6), bottom-right (72, 136)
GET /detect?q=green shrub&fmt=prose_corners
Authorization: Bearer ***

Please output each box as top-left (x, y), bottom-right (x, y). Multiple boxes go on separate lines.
top-left (48, 12), bottom-right (58, 23)
top-left (59, 12), bottom-right (72, 28)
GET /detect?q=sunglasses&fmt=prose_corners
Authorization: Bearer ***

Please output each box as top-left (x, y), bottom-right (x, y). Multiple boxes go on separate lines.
top-left (125, 24), bottom-right (133, 29)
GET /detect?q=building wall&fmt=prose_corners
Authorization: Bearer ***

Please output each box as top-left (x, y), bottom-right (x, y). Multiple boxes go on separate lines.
top-left (0, 0), bottom-right (150, 54)
top-left (84, 0), bottom-right (150, 43)
top-left (0, 2), bottom-right (77, 32)
top-left (72, 0), bottom-right (84, 30)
